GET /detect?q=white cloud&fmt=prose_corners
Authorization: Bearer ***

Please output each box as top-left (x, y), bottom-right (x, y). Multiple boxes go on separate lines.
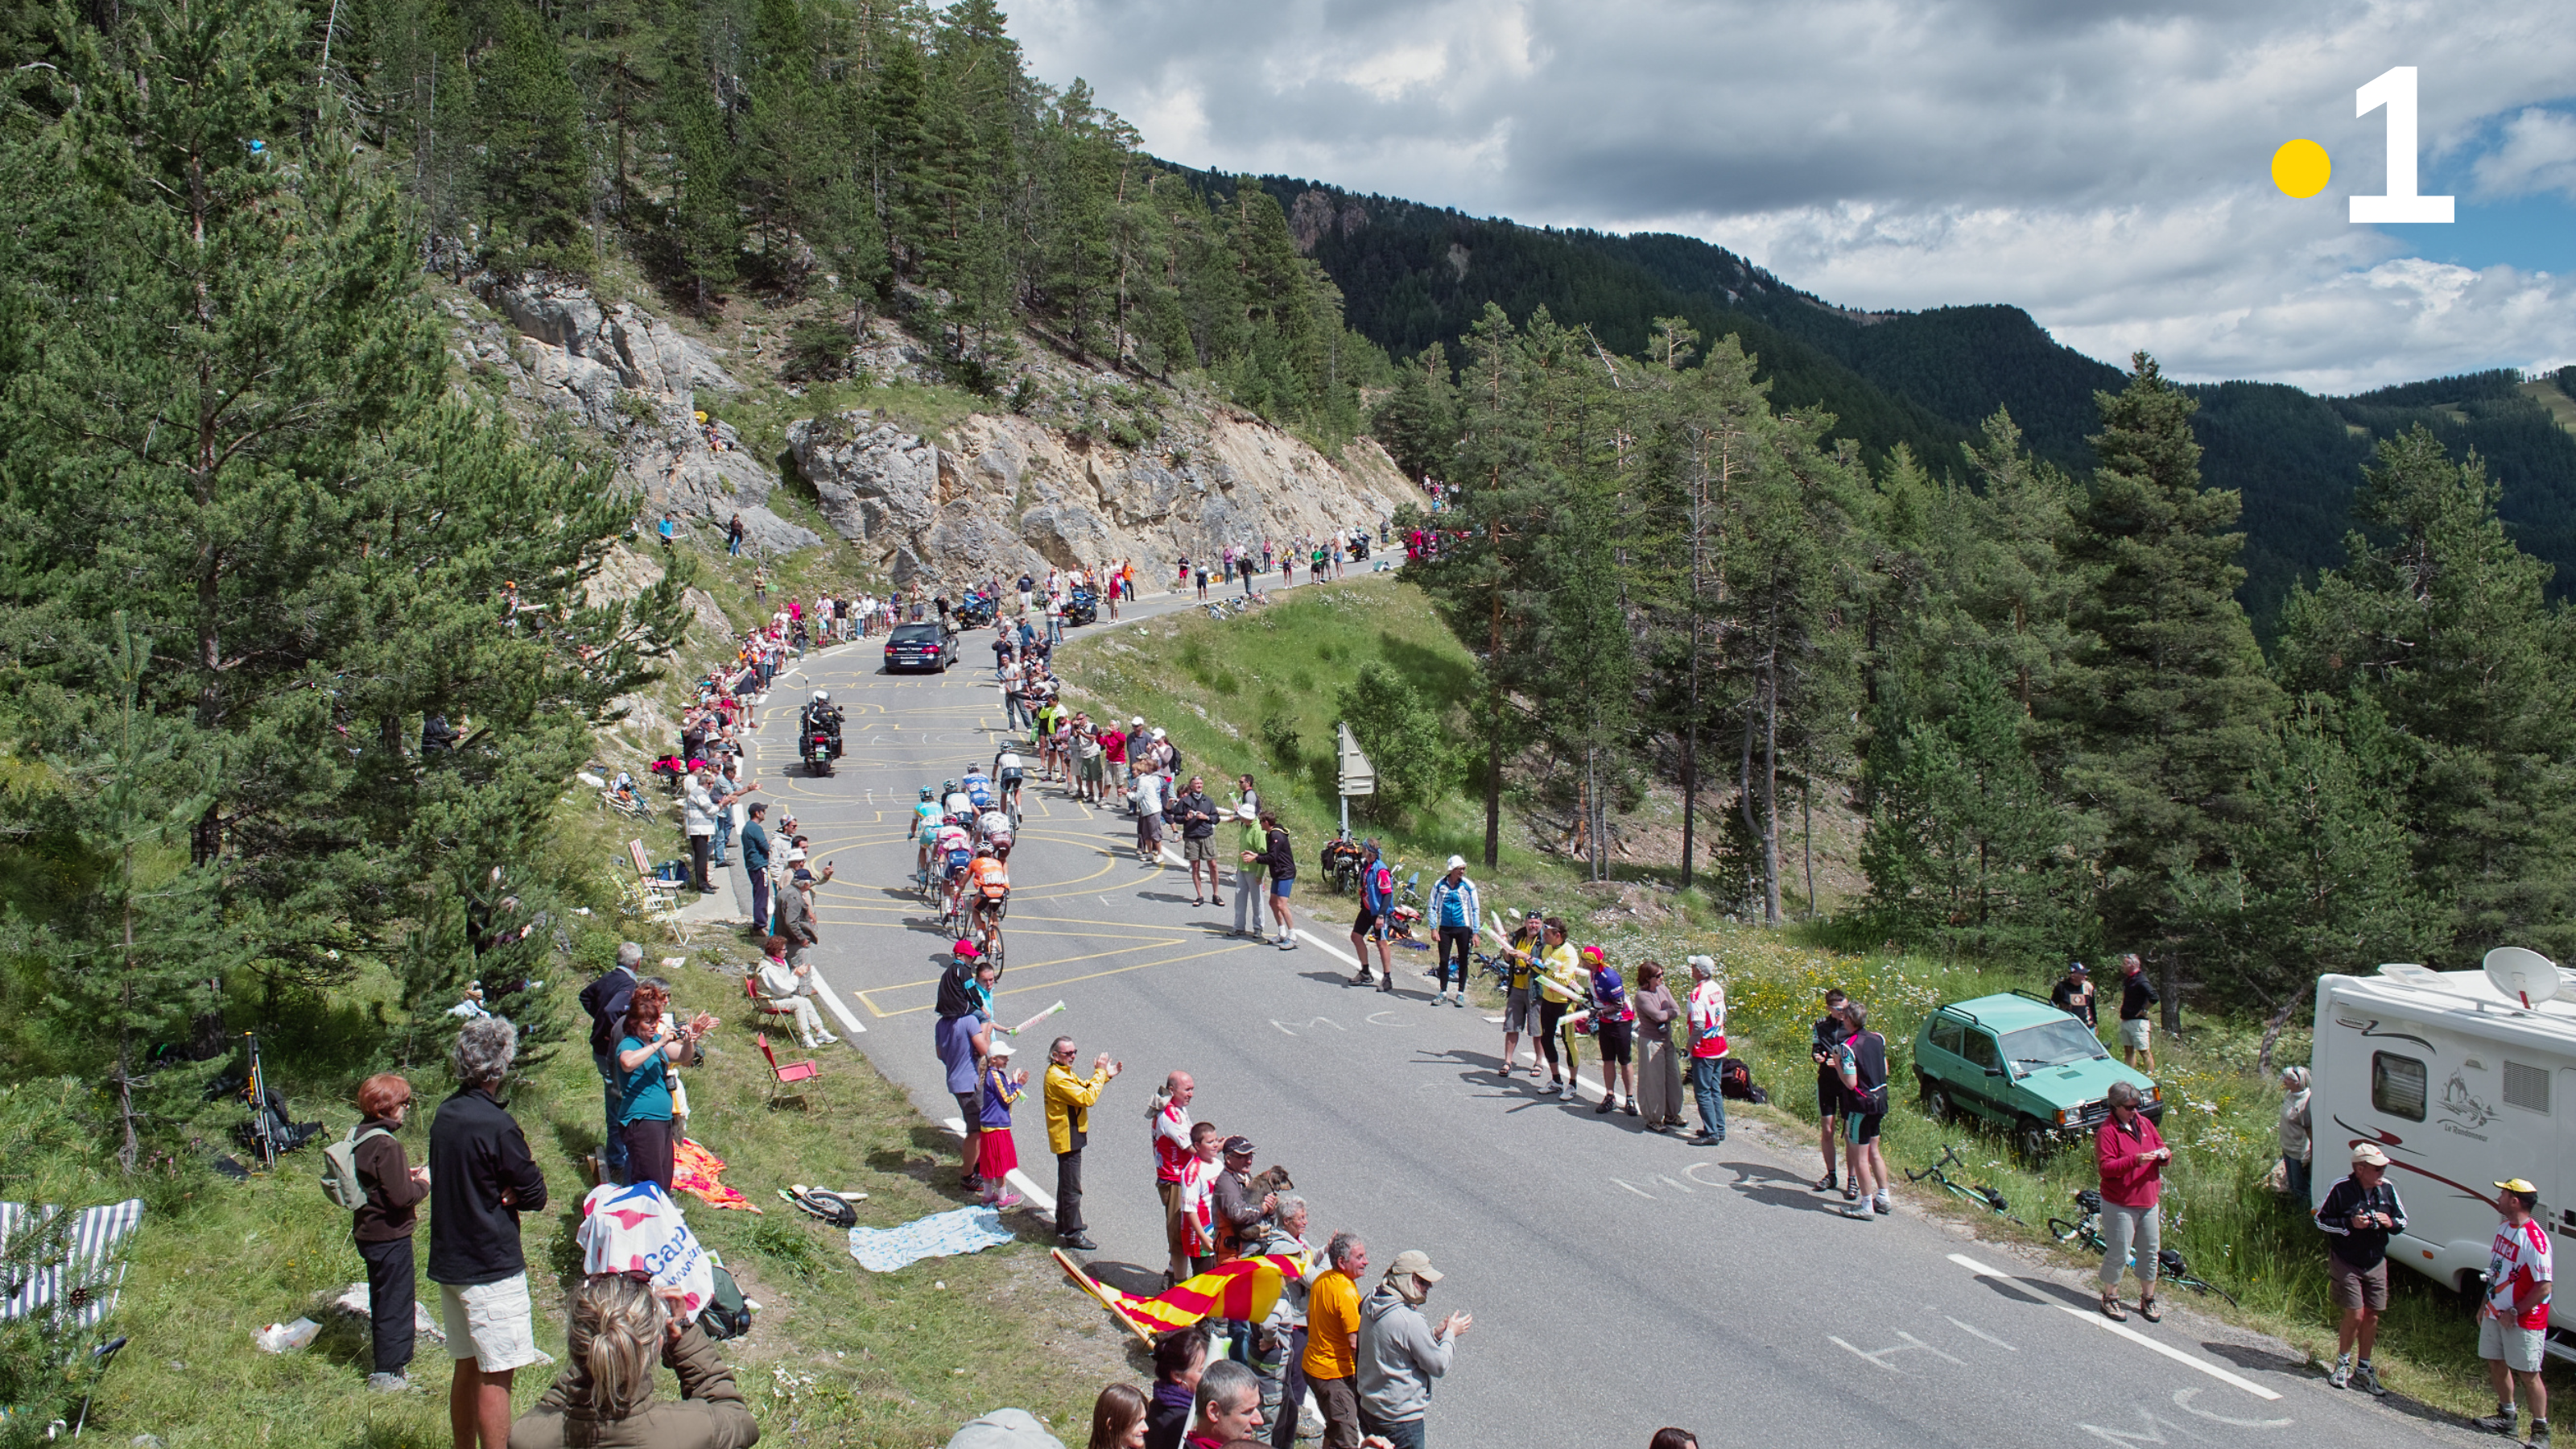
top-left (2471, 107), bottom-right (2576, 200)
top-left (1012, 0), bottom-right (2576, 388)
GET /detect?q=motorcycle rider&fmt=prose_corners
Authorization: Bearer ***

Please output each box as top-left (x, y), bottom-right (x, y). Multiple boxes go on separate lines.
top-left (800, 690), bottom-right (844, 765)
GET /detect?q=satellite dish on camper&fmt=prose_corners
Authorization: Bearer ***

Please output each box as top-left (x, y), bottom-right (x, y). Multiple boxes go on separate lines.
top-left (2483, 946), bottom-right (2561, 1009)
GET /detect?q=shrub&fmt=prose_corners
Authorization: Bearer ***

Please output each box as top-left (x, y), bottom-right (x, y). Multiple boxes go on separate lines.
top-left (1335, 663), bottom-right (1455, 822)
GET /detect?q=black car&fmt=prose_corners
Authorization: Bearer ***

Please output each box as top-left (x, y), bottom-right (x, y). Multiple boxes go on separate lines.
top-left (882, 621), bottom-right (958, 672)
top-left (1063, 588), bottom-right (1098, 626)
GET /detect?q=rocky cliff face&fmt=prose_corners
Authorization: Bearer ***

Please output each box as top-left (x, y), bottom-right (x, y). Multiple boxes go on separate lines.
top-left (787, 408), bottom-right (1414, 590)
top-left (442, 275), bottom-right (1415, 588)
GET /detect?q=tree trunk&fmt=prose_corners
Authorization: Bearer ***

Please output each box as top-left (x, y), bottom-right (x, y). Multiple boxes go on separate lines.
top-left (2160, 947), bottom-right (2182, 1032)
top-left (1762, 663), bottom-right (1781, 926)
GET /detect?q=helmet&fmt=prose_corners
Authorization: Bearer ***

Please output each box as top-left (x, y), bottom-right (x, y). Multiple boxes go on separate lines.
top-left (812, 690), bottom-right (828, 704)
top-left (975, 841), bottom-right (995, 855)
top-left (920, 786), bottom-right (934, 799)
top-left (942, 779), bottom-right (958, 795)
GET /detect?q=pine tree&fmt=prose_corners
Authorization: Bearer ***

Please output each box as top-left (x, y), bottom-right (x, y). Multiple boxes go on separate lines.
top-left (469, 0), bottom-right (592, 266)
top-left (1372, 343), bottom-right (1456, 483)
top-left (2277, 426), bottom-right (2576, 956)
top-left (2058, 354), bottom-right (2281, 1013)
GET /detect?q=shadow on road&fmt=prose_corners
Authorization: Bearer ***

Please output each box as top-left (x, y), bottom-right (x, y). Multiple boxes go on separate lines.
top-left (1719, 1160), bottom-right (1862, 1215)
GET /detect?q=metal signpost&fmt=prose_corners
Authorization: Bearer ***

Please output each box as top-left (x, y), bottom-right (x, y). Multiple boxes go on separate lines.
top-left (1336, 721), bottom-right (1375, 838)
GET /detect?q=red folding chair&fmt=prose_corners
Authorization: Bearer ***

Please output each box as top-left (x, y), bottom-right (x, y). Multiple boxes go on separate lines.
top-left (744, 973), bottom-right (802, 1027)
top-left (758, 1033), bottom-right (817, 1108)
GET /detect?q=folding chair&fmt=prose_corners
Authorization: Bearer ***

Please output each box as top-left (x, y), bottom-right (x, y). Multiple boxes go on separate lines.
top-left (743, 974), bottom-right (803, 1032)
top-left (758, 1034), bottom-right (817, 1109)
top-left (627, 839), bottom-right (682, 910)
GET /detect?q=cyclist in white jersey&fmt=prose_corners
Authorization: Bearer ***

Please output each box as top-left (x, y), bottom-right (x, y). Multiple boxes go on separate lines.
top-left (993, 750), bottom-right (1027, 818)
top-left (910, 786), bottom-right (943, 883)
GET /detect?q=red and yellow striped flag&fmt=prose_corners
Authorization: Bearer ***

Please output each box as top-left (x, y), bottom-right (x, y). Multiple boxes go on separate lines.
top-left (1054, 1252), bottom-right (1307, 1341)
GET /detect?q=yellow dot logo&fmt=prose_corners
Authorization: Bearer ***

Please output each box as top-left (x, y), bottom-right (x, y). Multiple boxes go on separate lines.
top-left (2272, 138), bottom-right (2331, 198)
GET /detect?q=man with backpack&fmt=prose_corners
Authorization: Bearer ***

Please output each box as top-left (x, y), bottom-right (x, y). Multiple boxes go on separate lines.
top-left (1347, 842), bottom-right (1397, 993)
top-left (1834, 1001), bottom-right (1892, 1220)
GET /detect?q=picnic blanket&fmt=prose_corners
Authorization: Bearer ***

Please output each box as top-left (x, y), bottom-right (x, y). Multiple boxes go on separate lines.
top-left (0, 1198), bottom-right (144, 1334)
top-left (577, 1182), bottom-right (716, 1316)
top-left (846, 1206), bottom-right (1013, 1273)
top-left (674, 1138), bottom-right (760, 1213)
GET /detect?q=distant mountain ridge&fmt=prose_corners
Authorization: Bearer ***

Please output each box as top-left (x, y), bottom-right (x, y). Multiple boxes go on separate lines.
top-left (1192, 171), bottom-right (2576, 625)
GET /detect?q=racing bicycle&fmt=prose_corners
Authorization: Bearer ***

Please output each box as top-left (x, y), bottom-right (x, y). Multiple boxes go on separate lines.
top-left (1905, 1142), bottom-right (2022, 1224)
top-left (2047, 1190), bottom-right (2240, 1306)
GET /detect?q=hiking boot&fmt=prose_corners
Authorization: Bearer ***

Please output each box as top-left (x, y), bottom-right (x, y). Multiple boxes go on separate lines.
top-left (1814, 1172), bottom-right (1838, 1193)
top-left (2351, 1360), bottom-right (2382, 1395)
top-left (1844, 1183), bottom-right (1861, 1203)
top-left (2326, 1353), bottom-right (2351, 1389)
top-left (1595, 1095), bottom-right (1616, 1114)
top-left (2472, 1410), bottom-right (2519, 1435)
top-left (2527, 1418), bottom-right (2548, 1449)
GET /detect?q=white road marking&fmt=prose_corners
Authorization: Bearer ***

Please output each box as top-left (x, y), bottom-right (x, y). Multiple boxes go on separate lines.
top-left (2054, 1305), bottom-right (2281, 1401)
top-left (1612, 1179), bottom-right (1657, 1199)
top-left (1829, 1331), bottom-right (1963, 1372)
top-left (1269, 1018), bottom-right (1345, 1035)
top-left (2170, 1389), bottom-right (2291, 1428)
top-left (1657, 1174), bottom-right (1695, 1195)
top-left (1946, 1316), bottom-right (2017, 1351)
top-left (1365, 1011), bottom-right (1400, 1026)
top-left (808, 976), bottom-right (869, 1035)
top-left (1293, 929), bottom-right (1360, 965)
top-left (1953, 1254), bottom-right (2281, 1400)
top-left (939, 1116), bottom-right (1056, 1216)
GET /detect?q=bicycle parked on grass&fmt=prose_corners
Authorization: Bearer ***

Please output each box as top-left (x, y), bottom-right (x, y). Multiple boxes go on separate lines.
top-left (2046, 1189), bottom-right (2239, 1306)
top-left (1905, 1142), bottom-right (2023, 1224)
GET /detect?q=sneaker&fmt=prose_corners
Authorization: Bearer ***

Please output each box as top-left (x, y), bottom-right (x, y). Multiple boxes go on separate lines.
top-left (1278, 937), bottom-right (1297, 951)
top-left (2529, 1419), bottom-right (2549, 1449)
top-left (1558, 1083), bottom-right (1577, 1102)
top-left (1690, 1131), bottom-right (1720, 1146)
top-left (990, 1191), bottom-right (1023, 1209)
top-left (1842, 1203), bottom-right (1875, 1220)
top-left (1622, 1100), bottom-right (1640, 1117)
top-left (2351, 1360), bottom-right (2382, 1396)
top-left (1349, 972), bottom-right (1373, 987)
top-left (366, 1373), bottom-right (411, 1393)
top-left (2472, 1410), bottom-right (2519, 1435)
top-left (1872, 1196), bottom-right (1891, 1216)
top-left (814, 1033), bottom-right (840, 1046)
top-left (1814, 1173), bottom-right (1839, 1194)
top-left (1595, 1096), bottom-right (1616, 1115)
top-left (2326, 1353), bottom-right (2351, 1389)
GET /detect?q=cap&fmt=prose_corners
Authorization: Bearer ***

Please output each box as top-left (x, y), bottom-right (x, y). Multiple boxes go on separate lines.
top-left (987, 1040), bottom-right (1016, 1058)
top-left (1579, 944), bottom-right (1605, 965)
top-left (1686, 954), bottom-right (1715, 972)
top-left (2496, 1177), bottom-right (2540, 1196)
top-left (1446, 855), bottom-right (1468, 870)
top-left (943, 1408), bottom-right (1065, 1449)
top-left (791, 867), bottom-right (815, 884)
top-left (1131, 716), bottom-right (1145, 727)
top-left (2350, 1142), bottom-right (2390, 1166)
top-left (1151, 727), bottom-right (1166, 739)
top-left (1385, 1249), bottom-right (1442, 1283)
top-left (1222, 1135), bottom-right (1256, 1157)
top-left (953, 939), bottom-right (982, 959)
top-left (2068, 962), bottom-right (2088, 974)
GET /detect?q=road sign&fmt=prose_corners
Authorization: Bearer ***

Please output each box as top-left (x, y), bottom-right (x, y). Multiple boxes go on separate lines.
top-left (1336, 722), bottom-right (1376, 798)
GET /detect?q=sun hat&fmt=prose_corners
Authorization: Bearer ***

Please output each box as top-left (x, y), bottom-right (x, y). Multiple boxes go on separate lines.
top-left (2351, 1142), bottom-right (2390, 1166)
top-left (1445, 855), bottom-right (1467, 870)
top-left (1385, 1249), bottom-right (1442, 1283)
top-left (1236, 802), bottom-right (1259, 819)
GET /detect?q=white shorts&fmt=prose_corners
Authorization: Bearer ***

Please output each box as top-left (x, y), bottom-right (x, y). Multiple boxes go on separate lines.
top-left (2119, 1018), bottom-right (2152, 1050)
top-left (440, 1274), bottom-right (543, 1373)
top-left (2480, 1315), bottom-right (2545, 1374)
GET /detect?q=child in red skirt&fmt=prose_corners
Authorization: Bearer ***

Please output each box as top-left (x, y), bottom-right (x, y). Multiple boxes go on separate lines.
top-left (976, 1040), bottom-right (1027, 1209)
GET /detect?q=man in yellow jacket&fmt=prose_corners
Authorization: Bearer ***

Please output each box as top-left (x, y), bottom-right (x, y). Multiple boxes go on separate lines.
top-left (1045, 1034), bottom-right (1122, 1251)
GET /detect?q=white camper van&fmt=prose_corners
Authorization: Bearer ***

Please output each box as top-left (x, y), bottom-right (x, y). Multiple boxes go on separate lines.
top-left (2310, 952), bottom-right (2572, 1361)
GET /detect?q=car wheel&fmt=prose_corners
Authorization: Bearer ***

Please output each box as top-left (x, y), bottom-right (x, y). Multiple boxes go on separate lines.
top-left (2012, 1117), bottom-right (2054, 1166)
top-left (1918, 1075), bottom-right (1954, 1125)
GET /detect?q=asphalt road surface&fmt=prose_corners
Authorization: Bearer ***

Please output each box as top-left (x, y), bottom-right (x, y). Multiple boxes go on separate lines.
top-left (749, 586), bottom-right (2486, 1449)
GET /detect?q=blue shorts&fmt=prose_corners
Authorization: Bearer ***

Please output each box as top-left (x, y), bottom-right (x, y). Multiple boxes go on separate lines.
top-left (1272, 877), bottom-right (1294, 899)
top-left (945, 850), bottom-right (972, 874)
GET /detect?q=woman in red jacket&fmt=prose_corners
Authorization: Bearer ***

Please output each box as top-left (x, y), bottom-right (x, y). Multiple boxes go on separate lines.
top-left (2095, 1080), bottom-right (2172, 1321)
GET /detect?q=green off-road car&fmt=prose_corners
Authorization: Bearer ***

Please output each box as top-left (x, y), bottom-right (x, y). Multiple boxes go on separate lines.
top-left (1911, 992), bottom-right (2162, 1161)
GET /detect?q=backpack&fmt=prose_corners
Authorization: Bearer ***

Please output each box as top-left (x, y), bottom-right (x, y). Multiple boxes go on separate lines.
top-left (697, 1258), bottom-right (753, 1340)
top-left (321, 1125), bottom-right (394, 1209)
top-left (1718, 1058), bottom-right (1769, 1104)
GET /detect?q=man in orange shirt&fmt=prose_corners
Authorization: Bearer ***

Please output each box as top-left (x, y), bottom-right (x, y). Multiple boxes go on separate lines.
top-left (1297, 1232), bottom-right (1368, 1449)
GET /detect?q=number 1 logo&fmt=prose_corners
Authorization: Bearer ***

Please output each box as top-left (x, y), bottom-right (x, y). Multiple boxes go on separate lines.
top-left (2350, 66), bottom-right (2452, 224)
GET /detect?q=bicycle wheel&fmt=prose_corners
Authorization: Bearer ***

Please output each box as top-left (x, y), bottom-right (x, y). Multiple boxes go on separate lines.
top-left (2182, 1276), bottom-right (2238, 1307)
top-left (2047, 1217), bottom-right (2081, 1243)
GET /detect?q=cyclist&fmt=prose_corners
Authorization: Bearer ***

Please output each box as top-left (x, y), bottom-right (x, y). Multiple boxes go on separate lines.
top-left (909, 786), bottom-right (944, 883)
top-left (935, 816), bottom-right (974, 913)
top-left (964, 762), bottom-right (995, 812)
top-left (967, 842), bottom-right (1011, 943)
top-left (943, 778), bottom-right (975, 828)
top-left (978, 803), bottom-right (1016, 861)
top-left (993, 748), bottom-right (1028, 819)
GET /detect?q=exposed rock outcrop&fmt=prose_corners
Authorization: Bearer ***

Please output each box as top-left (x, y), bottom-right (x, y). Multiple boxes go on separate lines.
top-left (788, 407), bottom-right (1414, 591)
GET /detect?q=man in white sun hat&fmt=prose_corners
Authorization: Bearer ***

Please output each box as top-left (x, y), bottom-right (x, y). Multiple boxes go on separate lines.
top-left (1424, 857), bottom-right (1480, 1008)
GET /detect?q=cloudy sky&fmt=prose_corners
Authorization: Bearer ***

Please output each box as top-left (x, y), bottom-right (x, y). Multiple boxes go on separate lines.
top-left (1013, 0), bottom-right (2576, 392)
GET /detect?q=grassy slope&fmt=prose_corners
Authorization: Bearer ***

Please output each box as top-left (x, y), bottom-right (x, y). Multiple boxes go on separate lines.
top-left (1051, 574), bottom-right (2557, 1419)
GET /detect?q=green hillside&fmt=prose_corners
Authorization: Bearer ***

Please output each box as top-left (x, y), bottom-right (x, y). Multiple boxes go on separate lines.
top-left (1227, 175), bottom-right (2576, 625)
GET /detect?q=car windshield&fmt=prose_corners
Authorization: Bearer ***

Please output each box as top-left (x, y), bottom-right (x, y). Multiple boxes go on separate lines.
top-left (890, 625), bottom-right (939, 642)
top-left (2000, 1019), bottom-right (2107, 1070)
